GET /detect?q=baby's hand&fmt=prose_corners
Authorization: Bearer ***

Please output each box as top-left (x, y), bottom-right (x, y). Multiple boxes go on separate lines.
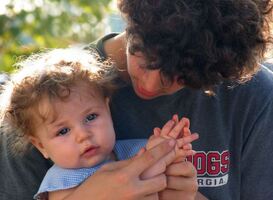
top-left (141, 116), bottom-right (198, 179)
top-left (172, 114), bottom-right (192, 151)
top-left (146, 116), bottom-right (198, 156)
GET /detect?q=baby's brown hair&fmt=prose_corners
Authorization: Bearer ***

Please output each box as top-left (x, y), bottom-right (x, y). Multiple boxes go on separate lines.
top-left (0, 48), bottom-right (117, 153)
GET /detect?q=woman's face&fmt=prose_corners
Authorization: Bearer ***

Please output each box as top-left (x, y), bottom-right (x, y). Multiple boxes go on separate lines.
top-left (126, 47), bottom-right (183, 99)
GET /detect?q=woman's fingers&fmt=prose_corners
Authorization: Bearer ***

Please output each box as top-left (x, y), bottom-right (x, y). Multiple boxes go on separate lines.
top-left (126, 139), bottom-right (176, 176)
top-left (165, 162), bottom-right (198, 193)
top-left (159, 189), bottom-right (194, 200)
top-left (99, 159), bottom-right (132, 171)
top-left (159, 161), bottom-right (198, 200)
top-left (75, 141), bottom-right (181, 200)
top-left (140, 174), bottom-right (167, 195)
top-left (165, 161), bottom-right (197, 177)
top-left (143, 193), bottom-right (159, 200)
top-left (166, 176), bottom-right (198, 193)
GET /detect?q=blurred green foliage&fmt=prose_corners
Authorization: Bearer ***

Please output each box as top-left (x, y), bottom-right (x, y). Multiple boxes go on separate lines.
top-left (0, 0), bottom-right (112, 73)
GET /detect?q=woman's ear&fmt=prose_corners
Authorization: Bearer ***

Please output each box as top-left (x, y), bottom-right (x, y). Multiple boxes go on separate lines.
top-left (28, 136), bottom-right (49, 159)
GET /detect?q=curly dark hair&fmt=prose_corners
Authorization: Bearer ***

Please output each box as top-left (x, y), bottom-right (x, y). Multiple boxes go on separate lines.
top-left (118, 0), bottom-right (273, 92)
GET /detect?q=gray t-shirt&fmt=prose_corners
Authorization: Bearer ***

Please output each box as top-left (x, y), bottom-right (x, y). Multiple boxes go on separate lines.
top-left (110, 65), bottom-right (273, 200)
top-left (1, 33), bottom-right (273, 200)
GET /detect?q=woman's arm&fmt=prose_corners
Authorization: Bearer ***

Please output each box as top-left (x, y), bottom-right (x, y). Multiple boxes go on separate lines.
top-left (49, 187), bottom-right (76, 200)
top-left (63, 139), bottom-right (176, 200)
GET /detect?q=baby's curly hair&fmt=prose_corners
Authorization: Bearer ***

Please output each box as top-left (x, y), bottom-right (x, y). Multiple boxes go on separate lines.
top-left (0, 48), bottom-right (117, 153)
top-left (118, 0), bottom-right (273, 92)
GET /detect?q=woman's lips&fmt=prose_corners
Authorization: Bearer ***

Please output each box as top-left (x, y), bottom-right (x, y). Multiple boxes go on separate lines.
top-left (136, 85), bottom-right (158, 98)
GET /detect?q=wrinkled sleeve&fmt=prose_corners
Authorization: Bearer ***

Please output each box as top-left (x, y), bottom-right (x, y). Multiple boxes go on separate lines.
top-left (241, 95), bottom-right (273, 199)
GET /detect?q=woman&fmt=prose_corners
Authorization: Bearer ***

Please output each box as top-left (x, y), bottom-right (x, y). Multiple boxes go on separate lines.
top-left (1, 0), bottom-right (272, 199)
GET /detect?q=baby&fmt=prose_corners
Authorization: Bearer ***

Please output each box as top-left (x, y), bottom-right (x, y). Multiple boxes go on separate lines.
top-left (0, 48), bottom-right (198, 200)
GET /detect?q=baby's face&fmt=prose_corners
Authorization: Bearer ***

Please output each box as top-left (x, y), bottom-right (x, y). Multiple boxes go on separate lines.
top-left (30, 83), bottom-right (115, 168)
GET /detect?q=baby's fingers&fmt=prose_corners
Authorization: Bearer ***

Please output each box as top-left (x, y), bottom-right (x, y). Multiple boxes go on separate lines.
top-left (182, 143), bottom-right (192, 150)
top-left (168, 118), bottom-right (190, 139)
top-left (172, 114), bottom-right (179, 124)
top-left (161, 120), bottom-right (175, 136)
top-left (176, 133), bottom-right (199, 148)
top-left (183, 126), bottom-right (191, 137)
top-left (153, 127), bottom-right (161, 136)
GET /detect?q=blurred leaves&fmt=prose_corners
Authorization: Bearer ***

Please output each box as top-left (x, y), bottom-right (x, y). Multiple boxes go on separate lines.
top-left (0, 0), bottom-right (112, 72)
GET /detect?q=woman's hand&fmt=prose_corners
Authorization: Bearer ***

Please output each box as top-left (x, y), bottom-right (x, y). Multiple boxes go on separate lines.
top-left (159, 161), bottom-right (199, 200)
top-left (64, 139), bottom-right (176, 200)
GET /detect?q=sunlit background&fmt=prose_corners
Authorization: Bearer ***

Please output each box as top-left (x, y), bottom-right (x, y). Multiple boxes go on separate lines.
top-left (0, 0), bottom-right (125, 72)
top-left (0, 0), bottom-right (271, 74)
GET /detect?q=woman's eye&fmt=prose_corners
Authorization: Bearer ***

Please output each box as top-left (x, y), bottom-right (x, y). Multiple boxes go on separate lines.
top-left (85, 113), bottom-right (97, 123)
top-left (57, 128), bottom-right (70, 136)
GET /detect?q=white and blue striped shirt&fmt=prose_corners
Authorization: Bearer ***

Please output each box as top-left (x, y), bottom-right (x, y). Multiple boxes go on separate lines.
top-left (34, 139), bottom-right (147, 199)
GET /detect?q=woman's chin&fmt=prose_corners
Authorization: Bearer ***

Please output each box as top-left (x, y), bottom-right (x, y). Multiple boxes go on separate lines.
top-left (134, 86), bottom-right (161, 99)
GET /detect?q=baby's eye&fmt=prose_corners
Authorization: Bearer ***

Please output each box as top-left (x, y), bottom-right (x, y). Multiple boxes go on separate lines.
top-left (85, 113), bottom-right (97, 123)
top-left (57, 128), bottom-right (70, 136)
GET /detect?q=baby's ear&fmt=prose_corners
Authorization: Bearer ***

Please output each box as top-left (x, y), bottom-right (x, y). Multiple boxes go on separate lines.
top-left (28, 135), bottom-right (49, 159)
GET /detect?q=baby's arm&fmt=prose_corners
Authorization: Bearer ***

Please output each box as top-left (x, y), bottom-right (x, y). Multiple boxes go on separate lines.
top-left (141, 116), bottom-right (198, 179)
